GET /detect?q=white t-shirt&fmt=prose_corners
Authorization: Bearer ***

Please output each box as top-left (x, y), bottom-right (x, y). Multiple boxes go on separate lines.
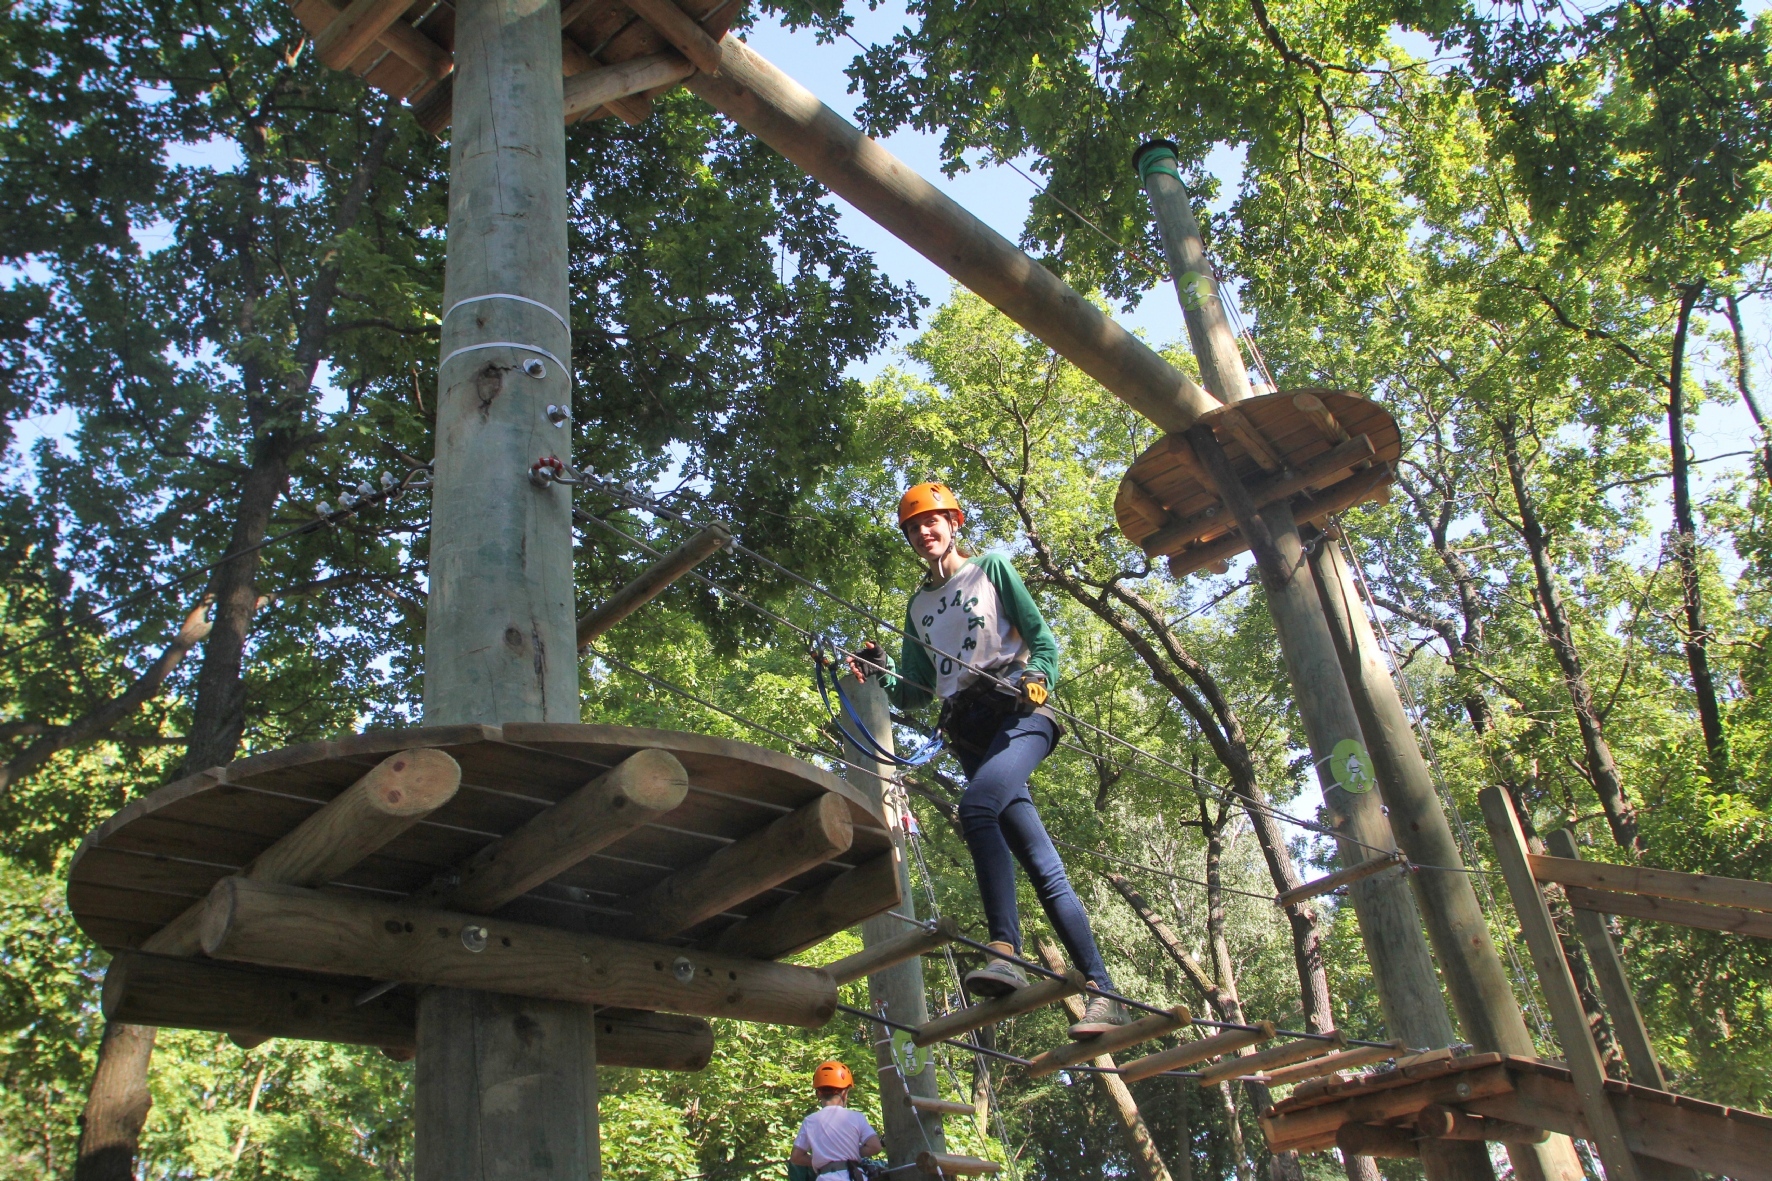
top-left (794, 1106), bottom-right (878, 1175)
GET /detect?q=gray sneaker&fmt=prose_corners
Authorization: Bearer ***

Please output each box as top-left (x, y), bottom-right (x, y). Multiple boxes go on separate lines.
top-left (1068, 993), bottom-right (1129, 1037)
top-left (963, 956), bottom-right (1029, 999)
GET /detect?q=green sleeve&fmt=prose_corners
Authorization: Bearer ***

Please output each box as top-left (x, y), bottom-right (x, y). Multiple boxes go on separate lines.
top-left (976, 553), bottom-right (1060, 688)
top-left (889, 595), bottom-right (937, 713)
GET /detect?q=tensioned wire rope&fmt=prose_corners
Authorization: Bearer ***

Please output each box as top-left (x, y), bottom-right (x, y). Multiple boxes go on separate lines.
top-left (570, 485), bottom-right (1482, 874)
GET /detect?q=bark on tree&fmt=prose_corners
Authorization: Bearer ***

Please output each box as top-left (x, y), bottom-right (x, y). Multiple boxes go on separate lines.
top-left (75, 1022), bottom-right (156, 1181)
top-left (1666, 282), bottom-right (1727, 768)
top-left (1723, 294), bottom-right (1772, 482)
top-left (1496, 414), bottom-right (1639, 849)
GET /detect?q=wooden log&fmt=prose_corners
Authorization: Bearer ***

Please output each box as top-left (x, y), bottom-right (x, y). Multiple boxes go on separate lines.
top-left (1544, 831), bottom-right (1670, 1091)
top-left (1213, 408), bottom-right (1283, 472)
top-left (417, 748), bottom-right (688, 915)
top-left (1143, 434), bottom-right (1377, 558)
top-left (822, 915), bottom-right (959, 986)
top-left (1417, 1104), bottom-right (1549, 1144)
top-left (1293, 464), bottom-right (1393, 528)
top-left (615, 792), bottom-right (854, 942)
top-left (1274, 852), bottom-right (1406, 908)
top-left (911, 970), bottom-right (1086, 1047)
top-left (142, 748), bottom-right (462, 956)
top-left (1122, 479), bottom-right (1174, 535)
top-left (308, 0), bottom-right (451, 79)
top-left (907, 1096), bottom-right (979, 1116)
top-left (1260, 1061), bottom-right (1517, 1153)
top-left (1337, 1124), bottom-right (1419, 1158)
top-left (709, 850), bottom-right (900, 959)
top-left (577, 523), bottom-right (730, 647)
top-left (622, 0), bottom-right (723, 73)
top-left (198, 877), bottom-right (837, 1028)
top-left (684, 37), bottom-right (1219, 435)
top-left (99, 951), bottom-right (714, 1070)
top-left (1292, 393), bottom-right (1350, 444)
top-left (1116, 1022), bottom-right (1275, 1085)
top-left (1527, 852), bottom-right (1772, 914)
top-left (916, 1152), bottom-right (1001, 1176)
top-left (317, 0), bottom-right (417, 71)
top-left (1256, 1040), bottom-right (1407, 1086)
top-left (1024, 1005), bottom-right (1190, 1080)
top-left (1480, 787), bottom-right (1644, 1181)
top-left (1166, 530), bottom-right (1250, 579)
top-left (1194, 1031), bottom-right (1347, 1086)
top-left (1564, 885), bottom-right (1772, 939)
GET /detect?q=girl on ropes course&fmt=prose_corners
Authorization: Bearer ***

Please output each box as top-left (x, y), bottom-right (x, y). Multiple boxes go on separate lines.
top-left (850, 482), bottom-right (1128, 1036)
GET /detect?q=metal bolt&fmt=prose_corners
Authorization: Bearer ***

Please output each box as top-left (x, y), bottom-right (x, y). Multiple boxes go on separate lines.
top-left (523, 358), bottom-right (547, 379)
top-left (546, 404), bottom-right (572, 427)
top-left (460, 925), bottom-right (489, 953)
top-left (1454, 1082), bottom-right (1471, 1098)
top-left (672, 956), bottom-right (695, 983)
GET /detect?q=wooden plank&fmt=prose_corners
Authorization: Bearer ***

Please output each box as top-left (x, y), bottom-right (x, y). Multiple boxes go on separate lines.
top-left (1291, 393), bottom-right (1350, 443)
top-left (1259, 1063), bottom-right (1516, 1152)
top-left (577, 523), bottom-right (729, 647)
top-left (307, 0), bottom-right (453, 79)
top-left (1120, 478), bottom-right (1174, 536)
top-left (1544, 830), bottom-right (1670, 1091)
top-left (822, 915), bottom-right (958, 985)
top-left (1565, 885), bottom-right (1772, 939)
top-left (198, 877), bottom-right (838, 1028)
top-left (1529, 852), bottom-right (1772, 915)
top-left (1165, 529), bottom-right (1245, 579)
top-left (621, 0), bottom-right (722, 73)
top-left (614, 793), bottom-right (853, 941)
top-left (911, 970), bottom-right (1087, 1047)
top-left (907, 1096), bottom-right (978, 1116)
top-left (1335, 1125), bottom-right (1418, 1158)
top-left (1416, 1104), bottom-right (1548, 1143)
top-left (1194, 1031), bottom-right (1346, 1086)
top-left (317, 0), bottom-right (416, 70)
top-left (1274, 851), bottom-right (1405, 908)
top-left (709, 851), bottom-right (901, 958)
top-left (1257, 1040), bottom-right (1407, 1086)
top-left (1212, 408), bottom-right (1284, 472)
top-left (916, 1152), bottom-right (1000, 1176)
top-left (1479, 788), bottom-right (1644, 1181)
top-left (1117, 1022), bottom-right (1275, 1085)
top-left (417, 748), bottom-right (688, 914)
top-left (1023, 1004), bottom-right (1190, 1080)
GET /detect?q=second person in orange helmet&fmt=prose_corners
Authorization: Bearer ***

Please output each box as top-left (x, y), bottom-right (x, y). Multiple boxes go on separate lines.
top-left (851, 483), bottom-right (1126, 1035)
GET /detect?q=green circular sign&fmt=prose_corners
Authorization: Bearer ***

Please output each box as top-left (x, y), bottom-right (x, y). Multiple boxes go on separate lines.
top-left (1331, 738), bottom-right (1377, 793)
top-left (1178, 271), bottom-right (1214, 310)
top-left (891, 1029), bottom-right (931, 1079)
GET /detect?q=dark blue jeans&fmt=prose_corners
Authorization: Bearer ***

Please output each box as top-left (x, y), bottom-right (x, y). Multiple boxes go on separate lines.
top-left (951, 705), bottom-right (1114, 989)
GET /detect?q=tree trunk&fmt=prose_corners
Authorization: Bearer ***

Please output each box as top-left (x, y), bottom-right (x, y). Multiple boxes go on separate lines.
top-left (1667, 282), bottom-right (1726, 767)
top-left (1496, 414), bottom-right (1639, 849)
top-left (1724, 294), bottom-right (1772, 482)
top-left (75, 1022), bottom-right (156, 1181)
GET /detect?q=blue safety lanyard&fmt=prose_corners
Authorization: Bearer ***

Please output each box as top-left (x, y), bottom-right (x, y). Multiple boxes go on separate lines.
top-left (812, 650), bottom-right (944, 769)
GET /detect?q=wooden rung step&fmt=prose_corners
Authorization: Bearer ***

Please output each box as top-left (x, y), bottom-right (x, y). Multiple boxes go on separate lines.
top-left (1024, 1004), bottom-right (1191, 1079)
top-left (1275, 852), bottom-right (1405, 908)
top-left (1118, 1021), bottom-right (1275, 1084)
top-left (1195, 1031), bottom-right (1348, 1086)
top-left (916, 1152), bottom-right (1001, 1176)
top-left (905, 1095), bottom-right (978, 1116)
top-left (1255, 1039), bottom-right (1407, 1086)
top-left (822, 916), bottom-right (960, 986)
top-left (911, 969), bottom-right (1086, 1047)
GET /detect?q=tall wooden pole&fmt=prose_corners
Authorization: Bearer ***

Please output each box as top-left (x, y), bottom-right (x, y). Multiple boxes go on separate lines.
top-left (1311, 540), bottom-right (1585, 1181)
top-left (419, 2), bottom-right (596, 1179)
top-left (841, 672), bottom-right (947, 1167)
top-left (1137, 151), bottom-right (1493, 1181)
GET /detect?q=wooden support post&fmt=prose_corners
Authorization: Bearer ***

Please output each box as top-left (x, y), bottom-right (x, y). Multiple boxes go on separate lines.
top-left (709, 851), bottom-right (900, 959)
top-left (100, 952), bottom-right (715, 1070)
top-left (143, 748), bottom-right (462, 956)
top-left (1310, 534), bottom-right (1586, 1181)
top-left (822, 915), bottom-right (959, 986)
top-left (684, 38), bottom-right (1220, 434)
top-left (1273, 852), bottom-right (1404, 908)
top-left (1193, 1032), bottom-right (1347, 1086)
top-left (621, 0), bottom-right (723, 72)
top-left (576, 524), bottom-right (730, 648)
top-left (198, 877), bottom-right (838, 1028)
top-left (1418, 1106), bottom-right (1550, 1145)
top-left (1036, 943), bottom-right (1174, 1181)
top-left (419, 748), bottom-right (688, 914)
top-left (912, 970), bottom-right (1086, 1048)
top-left (421, 0), bottom-right (586, 1173)
top-left (614, 792), bottom-right (853, 941)
top-left (1024, 1003), bottom-right (1190, 1080)
top-left (1256, 1040), bottom-right (1406, 1086)
top-left (916, 1153), bottom-right (1001, 1176)
top-left (840, 671), bottom-right (945, 1167)
top-left (1479, 787), bottom-right (1644, 1181)
top-left (1116, 1023), bottom-right (1275, 1085)
top-left (1132, 141), bottom-right (1253, 404)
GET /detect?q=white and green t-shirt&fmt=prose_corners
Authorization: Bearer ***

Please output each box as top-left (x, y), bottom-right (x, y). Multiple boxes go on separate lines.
top-left (883, 552), bottom-right (1060, 710)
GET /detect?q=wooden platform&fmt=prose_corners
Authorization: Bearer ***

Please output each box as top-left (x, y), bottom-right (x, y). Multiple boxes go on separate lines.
top-left (1114, 390), bottom-right (1401, 574)
top-left (70, 723), bottom-right (893, 954)
top-left (1260, 1052), bottom-right (1772, 1176)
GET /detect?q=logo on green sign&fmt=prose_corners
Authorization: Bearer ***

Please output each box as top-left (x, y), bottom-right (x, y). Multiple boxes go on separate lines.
top-left (891, 1029), bottom-right (931, 1078)
top-left (1331, 738), bottom-right (1376, 793)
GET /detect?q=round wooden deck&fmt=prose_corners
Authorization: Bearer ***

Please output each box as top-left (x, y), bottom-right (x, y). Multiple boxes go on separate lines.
top-left (69, 723), bottom-right (896, 958)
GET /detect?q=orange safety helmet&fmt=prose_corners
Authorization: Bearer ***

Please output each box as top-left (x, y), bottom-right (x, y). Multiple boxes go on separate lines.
top-left (813, 1060), bottom-right (855, 1091)
top-left (897, 482), bottom-right (965, 528)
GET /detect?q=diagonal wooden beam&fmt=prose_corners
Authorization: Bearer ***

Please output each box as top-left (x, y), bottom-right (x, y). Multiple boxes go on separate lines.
top-left (821, 915), bottom-right (958, 986)
top-left (1193, 1030), bottom-right (1346, 1086)
top-left (622, 0), bottom-right (724, 73)
top-left (1116, 1022), bottom-right (1275, 1084)
top-left (414, 747), bottom-right (688, 915)
top-left (144, 748), bottom-right (461, 956)
top-left (911, 969), bottom-right (1085, 1048)
top-left (708, 850), bottom-right (900, 958)
top-left (1023, 1003), bottom-right (1190, 1080)
top-left (578, 523), bottom-right (729, 648)
top-left (198, 877), bottom-right (838, 1028)
top-left (317, 0), bottom-right (417, 70)
top-left (563, 53), bottom-right (695, 123)
top-left (613, 792), bottom-right (854, 941)
top-left (308, 0), bottom-right (452, 79)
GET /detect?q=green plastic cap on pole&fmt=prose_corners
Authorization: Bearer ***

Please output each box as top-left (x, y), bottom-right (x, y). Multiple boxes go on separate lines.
top-left (1134, 139), bottom-right (1183, 183)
